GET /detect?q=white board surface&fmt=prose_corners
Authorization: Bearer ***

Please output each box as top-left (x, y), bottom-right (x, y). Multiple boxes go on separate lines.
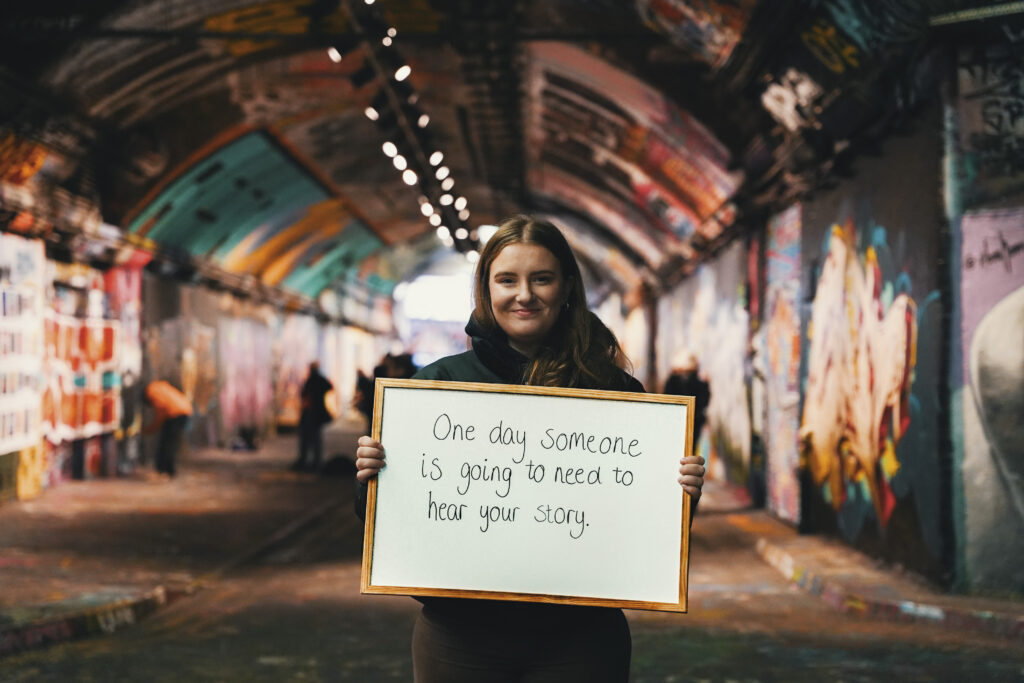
top-left (362, 379), bottom-right (693, 611)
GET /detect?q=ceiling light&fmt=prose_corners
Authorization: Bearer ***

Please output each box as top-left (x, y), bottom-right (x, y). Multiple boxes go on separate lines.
top-left (454, 196), bottom-right (467, 211)
top-left (420, 203), bottom-right (434, 217)
top-left (393, 155), bottom-right (407, 170)
top-left (402, 169), bottom-right (418, 185)
top-left (459, 209), bottom-right (470, 221)
top-left (466, 250), bottom-right (479, 264)
top-left (439, 193), bottom-right (453, 206)
top-left (441, 177), bottom-right (455, 191)
top-left (436, 226), bottom-right (450, 239)
top-left (429, 151), bottom-right (444, 166)
top-left (394, 65), bottom-right (412, 81)
top-left (435, 166), bottom-right (449, 180)
top-left (387, 27), bottom-right (397, 37)
top-left (327, 47), bottom-right (343, 63)
top-left (429, 213), bottom-right (442, 226)
top-left (364, 106), bottom-right (380, 121)
top-left (364, 0), bottom-right (375, 4)
top-left (455, 228), bottom-right (468, 240)
top-left (382, 141), bottom-right (398, 157)
top-left (382, 36), bottom-right (392, 47)
top-left (418, 114), bottom-right (429, 128)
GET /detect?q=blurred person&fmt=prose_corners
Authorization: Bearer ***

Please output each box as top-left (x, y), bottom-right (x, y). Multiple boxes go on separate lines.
top-left (663, 349), bottom-right (711, 451)
top-left (143, 380), bottom-right (193, 478)
top-left (291, 361), bottom-right (333, 472)
top-left (354, 215), bottom-right (705, 682)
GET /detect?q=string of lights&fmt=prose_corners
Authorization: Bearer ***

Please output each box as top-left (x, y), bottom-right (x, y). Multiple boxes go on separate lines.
top-left (337, 0), bottom-right (479, 262)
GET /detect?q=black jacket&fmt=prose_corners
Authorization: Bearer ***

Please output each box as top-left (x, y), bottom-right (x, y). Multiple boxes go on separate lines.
top-left (355, 318), bottom-right (646, 630)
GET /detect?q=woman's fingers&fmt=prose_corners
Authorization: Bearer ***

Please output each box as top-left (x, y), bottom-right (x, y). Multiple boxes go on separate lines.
top-left (355, 435), bottom-right (386, 482)
top-left (678, 454), bottom-right (705, 503)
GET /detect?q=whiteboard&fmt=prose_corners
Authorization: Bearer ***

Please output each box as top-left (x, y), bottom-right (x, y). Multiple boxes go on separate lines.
top-left (361, 378), bottom-right (694, 612)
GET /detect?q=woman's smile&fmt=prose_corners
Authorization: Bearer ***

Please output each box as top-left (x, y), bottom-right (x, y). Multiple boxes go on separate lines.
top-left (488, 243), bottom-right (567, 357)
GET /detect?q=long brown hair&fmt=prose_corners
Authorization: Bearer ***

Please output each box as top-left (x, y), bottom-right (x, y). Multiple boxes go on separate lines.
top-left (472, 215), bottom-right (631, 388)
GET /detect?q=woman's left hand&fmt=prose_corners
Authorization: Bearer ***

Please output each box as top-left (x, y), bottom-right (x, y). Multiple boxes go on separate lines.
top-left (678, 455), bottom-right (706, 505)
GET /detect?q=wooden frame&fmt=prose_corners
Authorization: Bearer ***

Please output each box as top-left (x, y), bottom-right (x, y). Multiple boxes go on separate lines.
top-left (360, 378), bottom-right (694, 612)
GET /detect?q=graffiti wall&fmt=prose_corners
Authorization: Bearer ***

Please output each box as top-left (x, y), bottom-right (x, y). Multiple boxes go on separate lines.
top-left (798, 103), bottom-right (946, 582)
top-left (274, 313), bottom-right (322, 427)
top-left (763, 204), bottom-right (802, 523)
top-left (957, 208), bottom-right (1024, 591)
top-left (948, 38), bottom-right (1024, 594)
top-left (657, 240), bottom-right (750, 484)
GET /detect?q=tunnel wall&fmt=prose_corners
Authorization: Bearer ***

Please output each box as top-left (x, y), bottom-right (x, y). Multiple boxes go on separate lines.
top-left (946, 42), bottom-right (1024, 594)
top-left (656, 240), bottom-right (750, 486)
top-left (794, 100), bottom-right (949, 584)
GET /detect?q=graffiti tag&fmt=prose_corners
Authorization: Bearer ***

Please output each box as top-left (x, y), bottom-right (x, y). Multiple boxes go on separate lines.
top-left (963, 231), bottom-right (1024, 273)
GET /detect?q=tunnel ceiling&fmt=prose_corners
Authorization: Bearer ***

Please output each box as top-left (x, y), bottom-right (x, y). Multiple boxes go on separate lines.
top-left (0, 0), bottom-right (988, 321)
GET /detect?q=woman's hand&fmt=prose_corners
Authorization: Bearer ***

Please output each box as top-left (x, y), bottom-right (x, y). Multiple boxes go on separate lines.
top-left (678, 455), bottom-right (706, 505)
top-left (355, 435), bottom-right (386, 483)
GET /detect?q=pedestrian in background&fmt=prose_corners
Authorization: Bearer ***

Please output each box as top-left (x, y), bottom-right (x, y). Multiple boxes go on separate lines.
top-left (143, 380), bottom-right (193, 479)
top-left (663, 349), bottom-right (711, 452)
top-left (354, 215), bottom-right (705, 682)
top-left (292, 361), bottom-right (333, 472)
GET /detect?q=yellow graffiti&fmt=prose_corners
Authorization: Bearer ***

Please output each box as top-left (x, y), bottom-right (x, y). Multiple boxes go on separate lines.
top-left (800, 224), bottom-right (917, 525)
top-left (204, 0), bottom-right (349, 57)
top-left (801, 19), bottom-right (861, 74)
top-left (0, 133), bottom-right (48, 186)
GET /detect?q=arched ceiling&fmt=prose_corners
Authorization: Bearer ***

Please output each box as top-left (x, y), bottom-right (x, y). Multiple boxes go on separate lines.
top-left (0, 0), bottom-right (975, 325)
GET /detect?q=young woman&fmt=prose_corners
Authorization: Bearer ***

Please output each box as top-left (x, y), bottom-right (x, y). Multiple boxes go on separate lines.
top-left (355, 215), bottom-right (706, 682)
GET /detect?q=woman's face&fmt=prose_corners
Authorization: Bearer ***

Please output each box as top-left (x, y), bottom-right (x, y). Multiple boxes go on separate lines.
top-left (488, 242), bottom-right (567, 357)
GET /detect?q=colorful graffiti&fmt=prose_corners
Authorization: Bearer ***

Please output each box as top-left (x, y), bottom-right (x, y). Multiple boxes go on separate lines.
top-left (800, 222), bottom-right (917, 527)
top-left (274, 313), bottom-right (321, 427)
top-left (764, 204), bottom-right (802, 523)
top-left (636, 0), bottom-right (758, 69)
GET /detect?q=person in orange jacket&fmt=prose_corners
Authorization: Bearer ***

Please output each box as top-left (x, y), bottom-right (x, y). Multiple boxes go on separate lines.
top-left (144, 380), bottom-right (193, 478)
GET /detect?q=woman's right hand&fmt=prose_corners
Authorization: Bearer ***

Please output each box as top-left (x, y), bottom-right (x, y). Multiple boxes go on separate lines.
top-left (355, 435), bottom-right (386, 483)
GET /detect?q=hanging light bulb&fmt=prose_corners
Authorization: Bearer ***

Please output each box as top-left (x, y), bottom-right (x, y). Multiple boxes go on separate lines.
top-left (429, 213), bottom-right (442, 226)
top-left (455, 228), bottom-right (469, 240)
top-left (459, 209), bottom-right (470, 221)
top-left (454, 196), bottom-right (467, 211)
top-left (364, 106), bottom-right (380, 121)
top-left (394, 65), bottom-right (412, 81)
top-left (429, 151), bottom-right (444, 166)
top-left (382, 141), bottom-right (398, 157)
top-left (439, 193), bottom-right (453, 206)
top-left (387, 27), bottom-right (397, 37)
top-left (466, 250), bottom-right (480, 264)
top-left (402, 169), bottom-right (418, 185)
top-left (327, 47), bottom-right (343, 63)
top-left (418, 114), bottom-right (430, 128)
top-left (441, 177), bottom-right (455, 191)
top-left (393, 155), bottom-right (407, 170)
top-left (420, 202), bottom-right (434, 217)
top-left (382, 36), bottom-right (393, 46)
top-left (436, 226), bottom-right (450, 239)
top-left (435, 166), bottom-right (450, 180)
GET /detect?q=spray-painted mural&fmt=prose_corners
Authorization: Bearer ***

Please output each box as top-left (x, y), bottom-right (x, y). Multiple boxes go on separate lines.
top-left (958, 207), bottom-right (1024, 591)
top-left (801, 221), bottom-right (918, 525)
top-left (764, 204), bottom-right (802, 523)
top-left (657, 240), bottom-right (749, 484)
top-left (274, 313), bottom-right (322, 427)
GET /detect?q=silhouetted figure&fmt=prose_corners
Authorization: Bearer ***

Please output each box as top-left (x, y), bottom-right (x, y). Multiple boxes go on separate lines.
top-left (144, 380), bottom-right (193, 478)
top-left (292, 361), bottom-right (333, 472)
top-left (353, 352), bottom-right (417, 422)
top-left (664, 350), bottom-right (711, 448)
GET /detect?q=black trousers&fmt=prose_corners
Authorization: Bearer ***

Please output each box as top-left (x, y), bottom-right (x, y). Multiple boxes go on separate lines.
top-left (411, 607), bottom-right (631, 683)
top-left (156, 416), bottom-right (187, 476)
top-left (296, 415), bottom-right (324, 470)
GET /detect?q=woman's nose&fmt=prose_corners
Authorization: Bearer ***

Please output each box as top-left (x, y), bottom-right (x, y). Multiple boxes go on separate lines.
top-left (516, 282), bottom-right (534, 302)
